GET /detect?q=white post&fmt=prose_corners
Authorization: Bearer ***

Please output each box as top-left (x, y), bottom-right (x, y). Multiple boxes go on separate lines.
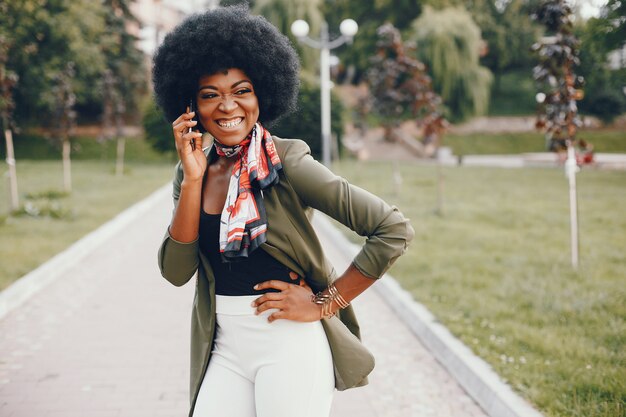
top-left (4, 128), bottom-right (19, 211)
top-left (116, 137), bottom-right (126, 177)
top-left (62, 138), bottom-right (72, 193)
top-left (320, 22), bottom-right (332, 167)
top-left (565, 143), bottom-right (579, 269)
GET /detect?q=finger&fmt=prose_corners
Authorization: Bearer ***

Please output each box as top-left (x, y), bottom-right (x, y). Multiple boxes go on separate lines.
top-left (256, 300), bottom-right (282, 314)
top-left (289, 271), bottom-right (299, 281)
top-left (254, 280), bottom-right (293, 292)
top-left (171, 111), bottom-right (195, 127)
top-left (267, 310), bottom-right (286, 323)
top-left (251, 291), bottom-right (285, 307)
top-left (173, 120), bottom-right (198, 135)
top-left (182, 131), bottom-right (202, 141)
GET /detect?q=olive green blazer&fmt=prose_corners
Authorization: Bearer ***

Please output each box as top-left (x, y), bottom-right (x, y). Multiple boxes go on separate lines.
top-left (158, 137), bottom-right (414, 416)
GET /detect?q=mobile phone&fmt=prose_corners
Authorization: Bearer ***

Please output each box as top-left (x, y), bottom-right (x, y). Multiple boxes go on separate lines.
top-left (188, 99), bottom-right (196, 150)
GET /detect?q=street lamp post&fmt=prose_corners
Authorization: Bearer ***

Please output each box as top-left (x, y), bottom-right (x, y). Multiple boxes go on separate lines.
top-left (291, 18), bottom-right (358, 167)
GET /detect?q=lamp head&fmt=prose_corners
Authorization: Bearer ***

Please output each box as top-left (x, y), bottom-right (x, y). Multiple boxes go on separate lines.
top-left (291, 20), bottom-right (310, 38)
top-left (339, 19), bottom-right (358, 38)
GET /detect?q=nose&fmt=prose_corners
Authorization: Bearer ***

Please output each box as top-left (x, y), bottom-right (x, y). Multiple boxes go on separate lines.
top-left (218, 95), bottom-right (238, 112)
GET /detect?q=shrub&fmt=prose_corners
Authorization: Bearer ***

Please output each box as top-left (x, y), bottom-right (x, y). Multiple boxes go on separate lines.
top-left (271, 81), bottom-right (344, 160)
top-left (581, 90), bottom-right (626, 124)
top-left (142, 98), bottom-right (174, 153)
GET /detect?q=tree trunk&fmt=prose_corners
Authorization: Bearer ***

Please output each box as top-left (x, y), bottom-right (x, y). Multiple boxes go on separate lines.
top-left (565, 143), bottom-right (579, 269)
top-left (62, 138), bottom-right (72, 193)
top-left (436, 160), bottom-right (444, 216)
top-left (4, 128), bottom-right (19, 211)
top-left (116, 136), bottom-right (125, 177)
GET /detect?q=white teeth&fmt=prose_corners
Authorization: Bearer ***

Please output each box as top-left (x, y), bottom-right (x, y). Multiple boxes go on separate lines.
top-left (217, 118), bottom-right (243, 128)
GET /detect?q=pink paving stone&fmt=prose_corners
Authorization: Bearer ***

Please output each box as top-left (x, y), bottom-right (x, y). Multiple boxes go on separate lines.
top-left (0, 188), bottom-right (488, 417)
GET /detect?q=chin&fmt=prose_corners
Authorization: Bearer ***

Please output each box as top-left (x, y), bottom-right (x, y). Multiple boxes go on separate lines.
top-left (211, 126), bottom-right (255, 146)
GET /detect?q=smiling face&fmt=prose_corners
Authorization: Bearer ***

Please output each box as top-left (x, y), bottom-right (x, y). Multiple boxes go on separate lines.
top-left (196, 68), bottom-right (260, 146)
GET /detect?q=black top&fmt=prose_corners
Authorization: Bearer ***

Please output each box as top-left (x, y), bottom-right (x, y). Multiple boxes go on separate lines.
top-left (199, 211), bottom-right (298, 295)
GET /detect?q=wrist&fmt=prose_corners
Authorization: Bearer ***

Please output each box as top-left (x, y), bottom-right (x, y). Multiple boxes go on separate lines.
top-left (181, 178), bottom-right (203, 189)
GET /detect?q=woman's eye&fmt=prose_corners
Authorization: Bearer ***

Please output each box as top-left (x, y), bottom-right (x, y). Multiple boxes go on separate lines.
top-left (201, 93), bottom-right (219, 100)
top-left (235, 88), bottom-right (252, 95)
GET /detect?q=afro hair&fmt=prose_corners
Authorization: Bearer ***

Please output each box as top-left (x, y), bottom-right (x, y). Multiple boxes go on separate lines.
top-left (152, 5), bottom-right (300, 126)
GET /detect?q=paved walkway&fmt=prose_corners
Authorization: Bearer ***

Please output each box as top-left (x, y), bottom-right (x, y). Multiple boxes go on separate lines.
top-left (0, 188), bottom-right (487, 417)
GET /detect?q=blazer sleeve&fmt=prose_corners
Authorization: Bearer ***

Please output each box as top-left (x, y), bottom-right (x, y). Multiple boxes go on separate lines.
top-left (157, 161), bottom-right (199, 287)
top-left (281, 140), bottom-right (415, 279)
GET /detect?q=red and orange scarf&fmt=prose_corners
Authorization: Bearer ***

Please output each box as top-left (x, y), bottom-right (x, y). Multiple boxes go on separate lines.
top-left (214, 123), bottom-right (282, 261)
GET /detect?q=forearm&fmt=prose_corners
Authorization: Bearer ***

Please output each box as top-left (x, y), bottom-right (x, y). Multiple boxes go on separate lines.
top-left (319, 263), bottom-right (376, 316)
top-left (169, 179), bottom-right (203, 242)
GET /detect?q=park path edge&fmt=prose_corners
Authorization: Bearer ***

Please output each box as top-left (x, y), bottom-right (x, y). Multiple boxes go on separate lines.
top-left (312, 212), bottom-right (545, 417)
top-left (0, 184), bottom-right (171, 321)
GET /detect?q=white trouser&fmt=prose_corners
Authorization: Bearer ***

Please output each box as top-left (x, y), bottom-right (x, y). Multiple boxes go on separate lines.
top-left (192, 295), bottom-right (335, 417)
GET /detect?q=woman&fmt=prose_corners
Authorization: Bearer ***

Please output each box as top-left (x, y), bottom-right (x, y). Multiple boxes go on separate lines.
top-left (153, 6), bottom-right (414, 417)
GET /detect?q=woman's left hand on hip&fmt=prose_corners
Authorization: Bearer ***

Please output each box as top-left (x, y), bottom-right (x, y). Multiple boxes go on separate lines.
top-left (252, 278), bottom-right (321, 323)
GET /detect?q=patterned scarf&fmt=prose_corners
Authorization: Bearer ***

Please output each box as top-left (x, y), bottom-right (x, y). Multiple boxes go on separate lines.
top-left (214, 123), bottom-right (282, 261)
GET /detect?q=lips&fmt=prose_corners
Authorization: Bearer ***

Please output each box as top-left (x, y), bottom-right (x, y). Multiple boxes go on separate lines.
top-left (216, 117), bottom-right (243, 128)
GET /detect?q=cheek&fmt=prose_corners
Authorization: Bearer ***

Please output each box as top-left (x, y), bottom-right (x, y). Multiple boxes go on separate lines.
top-left (248, 99), bottom-right (260, 120)
top-left (196, 107), bottom-right (212, 130)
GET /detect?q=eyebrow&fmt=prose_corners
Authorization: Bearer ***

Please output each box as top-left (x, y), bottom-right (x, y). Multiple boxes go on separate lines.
top-left (198, 79), bottom-right (252, 91)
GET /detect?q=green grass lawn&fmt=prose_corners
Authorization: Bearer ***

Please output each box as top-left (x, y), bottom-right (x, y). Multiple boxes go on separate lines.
top-left (332, 160), bottom-right (625, 417)
top-left (445, 130), bottom-right (626, 155)
top-left (0, 160), bottom-right (173, 290)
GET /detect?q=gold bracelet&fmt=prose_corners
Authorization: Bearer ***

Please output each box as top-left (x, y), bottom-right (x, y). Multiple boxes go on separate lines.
top-left (328, 282), bottom-right (350, 309)
top-left (311, 282), bottom-right (351, 320)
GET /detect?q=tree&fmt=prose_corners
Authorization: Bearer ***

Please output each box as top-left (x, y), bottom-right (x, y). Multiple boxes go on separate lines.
top-left (100, 0), bottom-right (145, 120)
top-left (143, 98), bottom-right (174, 154)
top-left (597, 0), bottom-right (626, 53)
top-left (49, 63), bottom-right (77, 193)
top-left (321, 0), bottom-right (423, 83)
top-left (409, 6), bottom-right (493, 121)
top-left (100, 0), bottom-right (146, 175)
top-left (576, 0), bottom-right (626, 123)
top-left (3, 0), bottom-right (106, 125)
top-left (0, 34), bottom-right (19, 211)
top-left (531, 0), bottom-right (585, 151)
top-left (367, 23), bottom-right (448, 155)
top-left (531, 0), bottom-right (586, 269)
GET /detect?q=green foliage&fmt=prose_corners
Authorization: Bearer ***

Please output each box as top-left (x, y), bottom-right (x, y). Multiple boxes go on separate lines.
top-left (595, 0), bottom-right (626, 53)
top-left (1, 0), bottom-right (106, 124)
top-left (271, 81), bottom-right (344, 159)
top-left (142, 98), bottom-right (176, 154)
top-left (100, 0), bottom-right (146, 120)
top-left (1, 0), bottom-right (145, 126)
top-left (576, 14), bottom-right (626, 124)
top-left (250, 0), bottom-right (323, 75)
top-left (488, 70), bottom-right (537, 115)
top-left (410, 7), bottom-right (493, 121)
top-left (13, 198), bottom-right (74, 220)
top-left (321, 0), bottom-right (423, 83)
top-left (424, 0), bottom-right (541, 75)
top-left (583, 90), bottom-right (626, 123)
top-left (476, 0), bottom-right (540, 75)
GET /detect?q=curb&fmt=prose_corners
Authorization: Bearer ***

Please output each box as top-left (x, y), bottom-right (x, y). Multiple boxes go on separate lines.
top-left (313, 213), bottom-right (544, 417)
top-left (0, 184), bottom-right (171, 321)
